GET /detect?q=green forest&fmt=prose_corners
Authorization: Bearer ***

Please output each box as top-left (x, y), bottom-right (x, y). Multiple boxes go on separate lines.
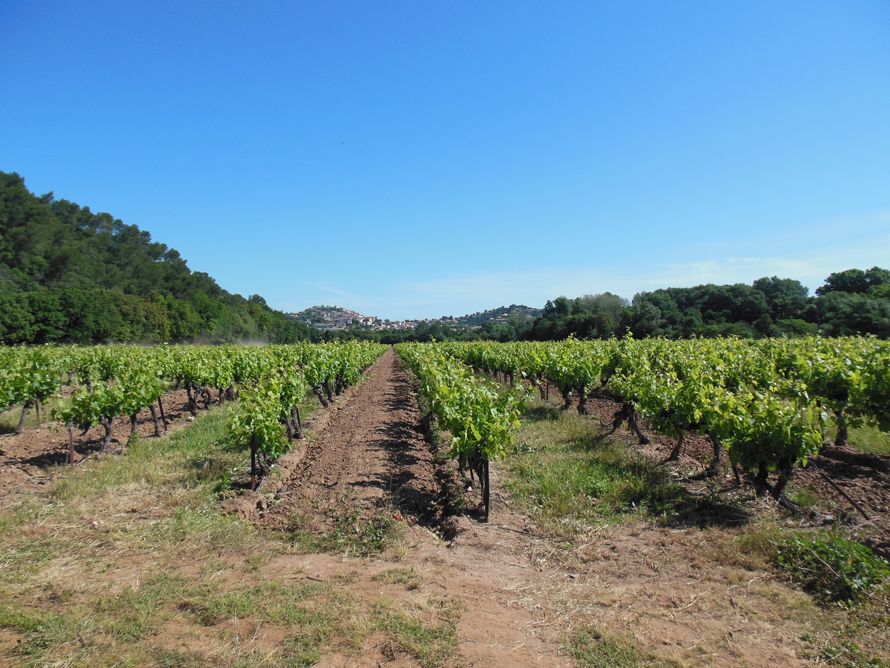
top-left (2, 170), bottom-right (888, 345)
top-left (0, 171), bottom-right (316, 344)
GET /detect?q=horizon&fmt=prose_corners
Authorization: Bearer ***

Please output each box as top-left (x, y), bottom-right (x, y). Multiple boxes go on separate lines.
top-left (3, 2), bottom-right (889, 321)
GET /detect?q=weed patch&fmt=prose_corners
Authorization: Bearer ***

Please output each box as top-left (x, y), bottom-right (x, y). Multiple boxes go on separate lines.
top-left (818, 639), bottom-right (888, 667)
top-left (372, 595), bottom-right (461, 668)
top-left (505, 403), bottom-right (682, 531)
top-left (836, 423), bottom-right (890, 457)
top-left (775, 531), bottom-right (890, 605)
top-left (289, 492), bottom-right (403, 557)
top-left (373, 567), bottom-right (423, 589)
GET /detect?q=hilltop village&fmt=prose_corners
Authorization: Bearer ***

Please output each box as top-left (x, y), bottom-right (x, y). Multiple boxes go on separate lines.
top-left (289, 305), bottom-right (541, 333)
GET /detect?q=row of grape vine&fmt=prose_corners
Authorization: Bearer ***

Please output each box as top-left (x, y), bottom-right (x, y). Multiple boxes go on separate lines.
top-left (0, 342), bottom-right (387, 481)
top-left (434, 336), bottom-right (889, 504)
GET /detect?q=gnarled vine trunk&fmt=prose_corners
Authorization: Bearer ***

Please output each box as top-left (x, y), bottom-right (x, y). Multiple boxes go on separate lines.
top-left (149, 405), bottom-right (162, 437)
top-left (128, 412), bottom-right (139, 443)
top-left (15, 399), bottom-right (35, 434)
top-left (561, 387), bottom-right (573, 410)
top-left (706, 433), bottom-right (726, 476)
top-left (576, 389), bottom-right (589, 415)
top-left (99, 416), bottom-right (113, 452)
top-left (312, 385), bottom-right (330, 408)
top-left (667, 431), bottom-right (686, 461)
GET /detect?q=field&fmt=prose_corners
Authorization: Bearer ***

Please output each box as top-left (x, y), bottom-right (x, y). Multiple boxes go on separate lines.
top-left (0, 345), bottom-right (888, 667)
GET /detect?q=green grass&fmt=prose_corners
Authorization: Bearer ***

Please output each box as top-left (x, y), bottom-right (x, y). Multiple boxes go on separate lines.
top-left (49, 403), bottom-right (242, 505)
top-left (511, 399), bottom-right (890, 666)
top-left (372, 595), bottom-right (462, 668)
top-left (567, 627), bottom-right (683, 668)
top-left (788, 483), bottom-right (820, 508)
top-left (568, 627), bottom-right (642, 668)
top-left (817, 640), bottom-right (888, 667)
top-left (775, 531), bottom-right (890, 605)
top-left (373, 567), bottom-right (423, 589)
top-left (505, 400), bottom-right (683, 533)
top-left (848, 423), bottom-right (890, 457)
top-left (0, 395), bottom-right (66, 434)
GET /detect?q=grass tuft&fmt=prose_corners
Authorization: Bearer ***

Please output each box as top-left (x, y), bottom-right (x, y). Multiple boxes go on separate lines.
top-left (373, 567), bottom-right (423, 589)
top-left (568, 627), bottom-right (641, 668)
top-left (372, 595), bottom-right (461, 668)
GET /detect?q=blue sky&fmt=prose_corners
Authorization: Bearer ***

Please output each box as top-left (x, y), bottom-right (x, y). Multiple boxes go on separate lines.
top-left (2, 1), bottom-right (889, 320)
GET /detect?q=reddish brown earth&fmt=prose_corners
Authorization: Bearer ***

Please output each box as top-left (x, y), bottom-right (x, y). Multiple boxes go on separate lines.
top-left (238, 349), bottom-right (571, 665)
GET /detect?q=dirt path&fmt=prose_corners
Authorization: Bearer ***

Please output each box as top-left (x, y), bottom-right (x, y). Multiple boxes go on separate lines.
top-left (260, 348), bottom-right (452, 533)
top-left (257, 348), bottom-right (568, 666)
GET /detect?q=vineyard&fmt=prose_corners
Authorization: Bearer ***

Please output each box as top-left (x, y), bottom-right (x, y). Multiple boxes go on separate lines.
top-left (0, 337), bottom-right (888, 666)
top-left (413, 336), bottom-right (890, 512)
top-left (0, 341), bottom-right (386, 485)
top-left (2, 336), bottom-right (889, 538)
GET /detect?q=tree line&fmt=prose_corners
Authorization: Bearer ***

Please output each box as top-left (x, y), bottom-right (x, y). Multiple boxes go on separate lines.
top-left (542, 270), bottom-right (890, 341)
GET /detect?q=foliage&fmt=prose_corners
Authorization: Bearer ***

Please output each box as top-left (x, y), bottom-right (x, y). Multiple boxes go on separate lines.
top-left (441, 336), bottom-right (890, 498)
top-left (775, 532), bottom-right (890, 604)
top-left (526, 270), bottom-right (889, 342)
top-left (54, 381), bottom-right (125, 429)
top-left (228, 376), bottom-right (289, 468)
top-left (397, 344), bottom-right (527, 462)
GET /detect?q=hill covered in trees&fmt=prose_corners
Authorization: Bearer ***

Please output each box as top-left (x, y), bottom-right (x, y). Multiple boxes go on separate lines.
top-left (0, 171), bottom-right (315, 344)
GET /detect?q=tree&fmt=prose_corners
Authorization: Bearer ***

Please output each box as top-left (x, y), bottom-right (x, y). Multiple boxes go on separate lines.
top-left (752, 276), bottom-right (810, 320)
top-left (816, 267), bottom-right (890, 296)
top-left (630, 299), bottom-right (665, 337)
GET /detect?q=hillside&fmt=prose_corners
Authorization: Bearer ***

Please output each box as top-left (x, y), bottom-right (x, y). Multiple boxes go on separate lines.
top-left (0, 171), bottom-right (315, 344)
top-left (443, 304), bottom-right (541, 328)
top-left (290, 304), bottom-right (540, 334)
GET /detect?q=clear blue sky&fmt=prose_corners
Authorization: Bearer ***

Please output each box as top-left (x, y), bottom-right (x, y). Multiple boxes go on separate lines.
top-left (2, 1), bottom-right (889, 320)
